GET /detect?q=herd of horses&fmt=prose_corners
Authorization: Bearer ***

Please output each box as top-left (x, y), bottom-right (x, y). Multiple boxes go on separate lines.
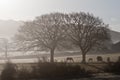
top-left (66, 56), bottom-right (113, 63)
top-left (40, 56), bottom-right (120, 63)
top-left (66, 56), bottom-right (103, 62)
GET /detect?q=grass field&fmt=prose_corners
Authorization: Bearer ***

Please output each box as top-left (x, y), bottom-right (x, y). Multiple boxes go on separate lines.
top-left (0, 53), bottom-right (119, 75)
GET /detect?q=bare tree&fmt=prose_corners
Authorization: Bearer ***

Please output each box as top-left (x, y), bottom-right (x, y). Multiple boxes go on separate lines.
top-left (14, 12), bottom-right (110, 63)
top-left (14, 13), bottom-right (68, 62)
top-left (66, 12), bottom-right (110, 63)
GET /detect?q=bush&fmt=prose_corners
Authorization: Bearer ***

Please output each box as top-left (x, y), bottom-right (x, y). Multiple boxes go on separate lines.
top-left (17, 66), bottom-right (31, 80)
top-left (104, 61), bottom-right (120, 75)
top-left (31, 62), bottom-right (92, 79)
top-left (1, 62), bottom-right (92, 80)
top-left (1, 62), bottom-right (17, 80)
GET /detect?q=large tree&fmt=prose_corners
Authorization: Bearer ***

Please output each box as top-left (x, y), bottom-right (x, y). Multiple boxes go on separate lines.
top-left (66, 12), bottom-right (111, 63)
top-left (14, 12), bottom-right (111, 63)
top-left (15, 13), bottom-right (68, 62)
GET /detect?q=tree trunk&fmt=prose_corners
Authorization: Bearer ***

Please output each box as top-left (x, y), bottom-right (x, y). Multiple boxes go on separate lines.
top-left (50, 48), bottom-right (55, 63)
top-left (81, 53), bottom-right (86, 63)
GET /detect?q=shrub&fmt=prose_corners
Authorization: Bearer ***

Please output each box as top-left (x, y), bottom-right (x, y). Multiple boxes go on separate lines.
top-left (17, 66), bottom-right (31, 80)
top-left (107, 57), bottom-right (111, 62)
top-left (31, 62), bottom-right (92, 79)
top-left (1, 62), bottom-right (17, 80)
top-left (104, 61), bottom-right (120, 74)
top-left (0, 62), bottom-right (92, 80)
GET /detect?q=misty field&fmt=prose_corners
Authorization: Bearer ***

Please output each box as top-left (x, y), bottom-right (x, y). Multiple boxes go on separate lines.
top-left (0, 53), bottom-right (118, 73)
top-left (55, 53), bottom-right (120, 62)
top-left (0, 52), bottom-right (120, 63)
top-left (0, 53), bottom-right (120, 80)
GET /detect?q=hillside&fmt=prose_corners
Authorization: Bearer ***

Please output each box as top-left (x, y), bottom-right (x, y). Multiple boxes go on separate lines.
top-left (0, 20), bottom-right (23, 39)
top-left (0, 20), bottom-right (119, 54)
top-left (110, 30), bottom-right (120, 43)
top-left (111, 41), bottom-right (120, 53)
top-left (0, 20), bottom-right (119, 43)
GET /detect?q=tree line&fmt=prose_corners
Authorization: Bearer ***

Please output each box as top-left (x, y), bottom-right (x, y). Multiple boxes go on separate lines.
top-left (14, 12), bottom-right (111, 63)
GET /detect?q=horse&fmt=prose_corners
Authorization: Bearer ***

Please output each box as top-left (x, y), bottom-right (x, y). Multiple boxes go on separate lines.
top-left (96, 56), bottom-right (103, 62)
top-left (66, 57), bottom-right (74, 62)
top-left (88, 58), bottom-right (93, 62)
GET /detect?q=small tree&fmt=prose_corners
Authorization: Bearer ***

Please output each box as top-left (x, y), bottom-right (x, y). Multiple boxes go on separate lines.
top-left (66, 12), bottom-right (110, 63)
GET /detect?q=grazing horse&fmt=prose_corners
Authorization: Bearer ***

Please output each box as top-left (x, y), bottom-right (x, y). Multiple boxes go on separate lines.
top-left (96, 56), bottom-right (103, 62)
top-left (66, 57), bottom-right (74, 62)
top-left (88, 58), bottom-right (93, 62)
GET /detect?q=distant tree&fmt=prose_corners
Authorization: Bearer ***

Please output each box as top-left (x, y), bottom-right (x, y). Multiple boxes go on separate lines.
top-left (66, 12), bottom-right (111, 63)
top-left (14, 13), bottom-right (68, 62)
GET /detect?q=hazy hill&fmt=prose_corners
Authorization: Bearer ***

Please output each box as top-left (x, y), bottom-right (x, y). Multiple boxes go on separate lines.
top-left (0, 20), bottom-right (119, 58)
top-left (0, 20), bottom-right (23, 40)
top-left (111, 41), bottom-right (120, 53)
top-left (0, 20), bottom-right (120, 53)
top-left (0, 20), bottom-right (119, 43)
top-left (110, 30), bottom-right (120, 43)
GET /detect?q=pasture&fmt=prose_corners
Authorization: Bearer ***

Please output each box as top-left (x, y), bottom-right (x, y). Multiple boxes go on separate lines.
top-left (0, 53), bottom-right (119, 74)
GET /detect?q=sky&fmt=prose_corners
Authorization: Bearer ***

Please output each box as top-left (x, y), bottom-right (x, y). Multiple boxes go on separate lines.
top-left (0, 0), bottom-right (120, 39)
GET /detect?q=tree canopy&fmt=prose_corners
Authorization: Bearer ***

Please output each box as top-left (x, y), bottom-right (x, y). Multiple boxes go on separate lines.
top-left (66, 12), bottom-right (110, 63)
top-left (14, 12), bottom-right (111, 63)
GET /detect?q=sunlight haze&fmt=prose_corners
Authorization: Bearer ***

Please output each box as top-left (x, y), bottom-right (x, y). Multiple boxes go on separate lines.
top-left (0, 0), bottom-right (119, 39)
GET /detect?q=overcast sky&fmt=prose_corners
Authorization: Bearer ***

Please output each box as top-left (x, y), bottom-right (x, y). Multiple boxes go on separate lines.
top-left (0, 0), bottom-right (120, 33)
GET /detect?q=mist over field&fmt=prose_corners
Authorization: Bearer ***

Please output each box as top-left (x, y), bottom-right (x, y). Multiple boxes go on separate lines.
top-left (0, 0), bottom-right (120, 80)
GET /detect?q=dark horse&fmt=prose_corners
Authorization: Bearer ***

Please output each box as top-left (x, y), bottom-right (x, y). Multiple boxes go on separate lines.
top-left (66, 57), bottom-right (74, 62)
